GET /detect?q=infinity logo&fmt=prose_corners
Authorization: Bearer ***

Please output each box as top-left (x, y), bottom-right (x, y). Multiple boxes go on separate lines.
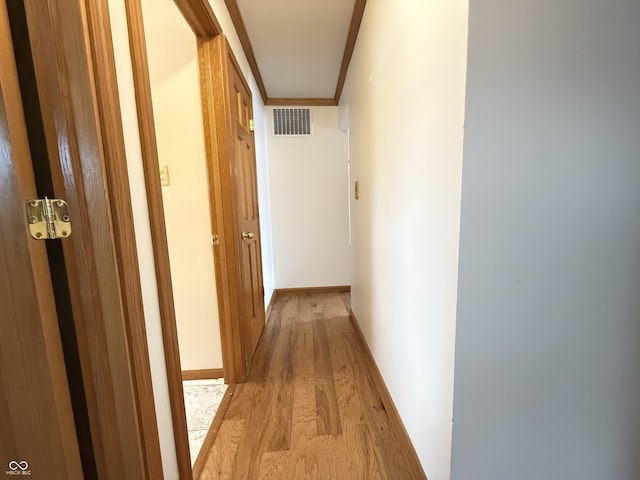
top-left (8, 461), bottom-right (28, 471)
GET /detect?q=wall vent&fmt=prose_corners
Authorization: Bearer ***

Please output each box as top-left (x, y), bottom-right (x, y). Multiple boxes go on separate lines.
top-left (273, 108), bottom-right (312, 136)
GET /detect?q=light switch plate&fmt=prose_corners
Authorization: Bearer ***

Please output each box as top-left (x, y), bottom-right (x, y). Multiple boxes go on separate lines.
top-left (159, 164), bottom-right (170, 186)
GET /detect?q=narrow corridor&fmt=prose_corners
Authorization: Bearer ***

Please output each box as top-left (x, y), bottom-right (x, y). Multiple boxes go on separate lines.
top-left (197, 293), bottom-right (425, 479)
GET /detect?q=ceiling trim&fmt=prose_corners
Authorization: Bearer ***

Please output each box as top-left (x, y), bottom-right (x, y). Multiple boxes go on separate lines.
top-left (266, 98), bottom-right (337, 107)
top-left (334, 0), bottom-right (367, 103)
top-left (225, 0), bottom-right (367, 106)
top-left (173, 0), bottom-right (222, 37)
top-left (223, 0), bottom-right (269, 102)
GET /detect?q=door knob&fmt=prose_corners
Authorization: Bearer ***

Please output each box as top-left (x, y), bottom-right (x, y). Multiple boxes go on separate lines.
top-left (241, 231), bottom-right (254, 240)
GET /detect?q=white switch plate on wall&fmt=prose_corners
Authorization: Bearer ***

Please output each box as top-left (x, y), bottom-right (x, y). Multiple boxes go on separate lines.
top-left (159, 164), bottom-right (170, 186)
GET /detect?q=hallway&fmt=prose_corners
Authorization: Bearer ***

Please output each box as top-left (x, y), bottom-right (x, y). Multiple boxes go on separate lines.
top-left (197, 293), bottom-right (425, 479)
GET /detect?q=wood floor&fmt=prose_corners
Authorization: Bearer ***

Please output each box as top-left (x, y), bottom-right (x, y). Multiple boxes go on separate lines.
top-left (198, 293), bottom-right (426, 479)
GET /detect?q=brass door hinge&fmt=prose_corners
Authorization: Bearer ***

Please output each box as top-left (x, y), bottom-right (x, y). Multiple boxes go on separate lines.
top-left (249, 119), bottom-right (255, 132)
top-left (26, 198), bottom-right (72, 240)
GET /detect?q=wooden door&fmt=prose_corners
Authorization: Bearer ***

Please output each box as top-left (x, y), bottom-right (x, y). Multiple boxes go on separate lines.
top-left (0, 1), bottom-right (83, 476)
top-left (199, 35), bottom-right (265, 382)
top-left (229, 49), bottom-right (266, 367)
top-left (8, 0), bottom-right (162, 477)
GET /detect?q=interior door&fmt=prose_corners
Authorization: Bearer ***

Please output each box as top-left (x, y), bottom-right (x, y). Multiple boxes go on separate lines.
top-left (227, 49), bottom-right (266, 369)
top-left (4, 0), bottom-right (159, 476)
top-left (204, 35), bottom-right (265, 381)
top-left (0, 1), bottom-right (83, 476)
top-left (199, 34), bottom-right (266, 382)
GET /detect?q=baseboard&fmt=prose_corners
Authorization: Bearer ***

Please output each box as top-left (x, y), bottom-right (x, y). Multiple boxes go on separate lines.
top-left (192, 383), bottom-right (236, 478)
top-left (275, 285), bottom-right (351, 296)
top-left (348, 309), bottom-right (427, 478)
top-left (181, 368), bottom-right (224, 381)
top-left (265, 290), bottom-right (276, 323)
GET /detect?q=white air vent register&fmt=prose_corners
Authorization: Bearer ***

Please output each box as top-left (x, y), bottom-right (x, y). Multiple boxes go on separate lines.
top-left (272, 108), bottom-right (312, 136)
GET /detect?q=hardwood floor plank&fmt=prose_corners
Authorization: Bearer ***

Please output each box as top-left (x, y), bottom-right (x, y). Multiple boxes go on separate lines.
top-left (230, 382), bottom-right (274, 478)
top-left (290, 376), bottom-right (317, 446)
top-left (263, 297), bottom-right (297, 452)
top-left (295, 309), bottom-right (315, 376)
top-left (325, 313), bottom-right (386, 479)
top-left (290, 435), bottom-right (348, 479)
top-left (287, 375), bottom-right (318, 479)
top-left (223, 381), bottom-right (261, 421)
top-left (197, 419), bottom-right (244, 480)
top-left (264, 377), bottom-right (294, 452)
top-left (330, 316), bottom-right (425, 479)
top-left (313, 316), bottom-right (342, 436)
top-left (198, 293), bottom-right (426, 479)
top-left (193, 384), bottom-right (236, 478)
top-left (258, 451), bottom-right (292, 480)
top-left (249, 297), bottom-right (285, 381)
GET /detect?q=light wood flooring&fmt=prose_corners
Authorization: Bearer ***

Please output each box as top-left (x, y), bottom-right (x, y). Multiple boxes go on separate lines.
top-left (197, 293), bottom-right (426, 479)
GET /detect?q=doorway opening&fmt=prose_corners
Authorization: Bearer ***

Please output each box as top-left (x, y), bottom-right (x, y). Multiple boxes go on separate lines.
top-left (143, 0), bottom-right (225, 465)
top-left (123, 0), bottom-right (267, 477)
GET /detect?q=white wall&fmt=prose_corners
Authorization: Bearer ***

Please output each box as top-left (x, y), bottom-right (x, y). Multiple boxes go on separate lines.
top-left (451, 1), bottom-right (640, 478)
top-left (267, 106), bottom-right (350, 288)
top-left (108, 0), bottom-right (275, 476)
top-left (339, 1), bottom-right (469, 479)
top-left (107, 0), bottom-right (178, 476)
top-left (142, 0), bottom-right (222, 371)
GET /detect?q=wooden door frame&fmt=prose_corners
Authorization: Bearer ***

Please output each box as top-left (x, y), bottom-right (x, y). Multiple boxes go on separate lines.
top-left (173, 1), bottom-right (264, 384)
top-left (16, 0), bottom-right (164, 478)
top-left (121, 1), bottom-right (199, 478)
top-left (123, 0), bottom-right (265, 477)
top-left (125, 0), bottom-right (270, 472)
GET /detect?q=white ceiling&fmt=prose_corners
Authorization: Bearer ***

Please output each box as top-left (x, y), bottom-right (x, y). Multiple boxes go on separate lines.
top-left (236, 0), bottom-right (356, 99)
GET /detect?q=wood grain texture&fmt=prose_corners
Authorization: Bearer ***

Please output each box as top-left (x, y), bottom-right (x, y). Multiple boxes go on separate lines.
top-left (22, 0), bottom-right (150, 477)
top-left (275, 285), bottom-right (351, 296)
top-left (227, 36), bottom-right (267, 375)
top-left (84, 0), bottom-right (164, 476)
top-left (192, 383), bottom-right (236, 478)
top-left (0, 1), bottom-right (83, 475)
top-left (265, 98), bottom-right (337, 107)
top-left (198, 34), bottom-right (268, 384)
top-left (312, 317), bottom-right (342, 436)
top-left (123, 0), bottom-right (193, 478)
top-left (182, 368), bottom-right (225, 381)
top-left (199, 35), bottom-right (242, 384)
top-left (334, 0), bottom-right (367, 103)
top-left (223, 0), bottom-right (268, 102)
top-left (173, 0), bottom-right (222, 37)
top-left (197, 293), bottom-right (427, 479)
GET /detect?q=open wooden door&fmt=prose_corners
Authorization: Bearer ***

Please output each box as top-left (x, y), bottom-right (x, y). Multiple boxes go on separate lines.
top-left (0, 2), bottom-right (83, 476)
top-left (199, 34), bottom-right (266, 383)
top-left (0, 0), bottom-right (164, 477)
top-left (228, 41), bottom-right (266, 368)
